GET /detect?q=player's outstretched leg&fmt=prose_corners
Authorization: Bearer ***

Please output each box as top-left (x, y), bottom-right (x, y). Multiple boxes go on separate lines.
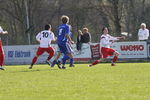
top-left (111, 52), bottom-right (119, 66)
top-left (29, 56), bottom-right (38, 69)
top-left (0, 51), bottom-right (5, 70)
top-left (88, 59), bottom-right (103, 67)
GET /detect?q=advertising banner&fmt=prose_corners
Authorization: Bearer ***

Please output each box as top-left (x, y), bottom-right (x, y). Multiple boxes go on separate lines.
top-left (3, 41), bottom-right (148, 65)
top-left (3, 44), bottom-right (91, 65)
top-left (111, 41), bottom-right (147, 58)
top-left (147, 42), bottom-right (150, 60)
top-left (90, 44), bottom-right (100, 59)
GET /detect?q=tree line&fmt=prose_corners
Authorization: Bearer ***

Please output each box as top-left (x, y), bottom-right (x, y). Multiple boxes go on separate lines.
top-left (0, 0), bottom-right (150, 45)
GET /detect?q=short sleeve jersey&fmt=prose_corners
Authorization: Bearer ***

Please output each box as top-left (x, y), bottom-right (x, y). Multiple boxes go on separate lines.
top-left (36, 30), bottom-right (55, 48)
top-left (57, 24), bottom-right (70, 44)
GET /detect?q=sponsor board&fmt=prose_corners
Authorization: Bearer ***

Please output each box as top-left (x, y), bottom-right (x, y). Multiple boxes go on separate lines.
top-left (3, 44), bottom-right (91, 65)
top-left (3, 41), bottom-right (148, 65)
top-left (147, 42), bottom-right (150, 59)
top-left (111, 41), bottom-right (147, 58)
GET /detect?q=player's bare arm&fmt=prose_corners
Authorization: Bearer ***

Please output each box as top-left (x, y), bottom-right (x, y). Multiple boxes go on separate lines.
top-left (51, 37), bottom-right (57, 43)
top-left (0, 31), bottom-right (8, 34)
top-left (66, 34), bottom-right (74, 44)
top-left (116, 36), bottom-right (126, 40)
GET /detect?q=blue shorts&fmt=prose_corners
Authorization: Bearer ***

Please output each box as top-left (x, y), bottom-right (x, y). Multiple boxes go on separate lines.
top-left (58, 43), bottom-right (73, 55)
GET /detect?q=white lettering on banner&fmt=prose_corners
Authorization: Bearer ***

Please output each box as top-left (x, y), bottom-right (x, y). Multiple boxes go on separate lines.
top-left (8, 51), bottom-right (31, 58)
top-left (120, 45), bottom-right (144, 51)
top-left (3, 41), bottom-right (148, 65)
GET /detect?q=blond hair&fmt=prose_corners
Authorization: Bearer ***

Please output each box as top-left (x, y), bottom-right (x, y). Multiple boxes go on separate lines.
top-left (83, 27), bottom-right (88, 32)
top-left (61, 15), bottom-right (69, 24)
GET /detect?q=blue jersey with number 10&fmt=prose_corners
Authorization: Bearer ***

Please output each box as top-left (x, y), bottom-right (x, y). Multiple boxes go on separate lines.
top-left (57, 24), bottom-right (70, 44)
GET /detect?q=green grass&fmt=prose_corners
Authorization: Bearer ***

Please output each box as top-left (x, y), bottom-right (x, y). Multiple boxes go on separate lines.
top-left (0, 63), bottom-right (150, 100)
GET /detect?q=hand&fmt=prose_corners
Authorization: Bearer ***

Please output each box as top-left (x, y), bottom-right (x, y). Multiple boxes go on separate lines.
top-left (3, 31), bottom-right (8, 34)
top-left (70, 41), bottom-right (74, 44)
top-left (121, 36), bottom-right (126, 40)
top-left (78, 30), bottom-right (82, 35)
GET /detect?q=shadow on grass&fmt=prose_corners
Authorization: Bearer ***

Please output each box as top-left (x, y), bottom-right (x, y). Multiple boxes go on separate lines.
top-left (9, 68), bottom-right (72, 73)
top-left (8, 68), bottom-right (59, 73)
top-left (21, 68), bottom-right (59, 72)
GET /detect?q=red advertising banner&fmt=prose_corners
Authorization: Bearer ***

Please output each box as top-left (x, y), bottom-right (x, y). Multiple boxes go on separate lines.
top-left (90, 44), bottom-right (100, 59)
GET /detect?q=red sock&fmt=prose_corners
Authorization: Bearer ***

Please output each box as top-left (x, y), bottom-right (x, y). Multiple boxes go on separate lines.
top-left (31, 56), bottom-right (38, 65)
top-left (113, 56), bottom-right (118, 63)
top-left (0, 54), bottom-right (4, 66)
top-left (92, 60), bottom-right (99, 65)
top-left (47, 52), bottom-right (54, 61)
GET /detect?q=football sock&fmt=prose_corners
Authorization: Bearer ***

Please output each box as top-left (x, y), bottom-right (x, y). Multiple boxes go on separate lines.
top-left (47, 52), bottom-right (54, 61)
top-left (62, 55), bottom-right (70, 65)
top-left (92, 60), bottom-right (99, 65)
top-left (0, 53), bottom-right (4, 66)
top-left (112, 56), bottom-right (118, 63)
top-left (70, 58), bottom-right (74, 65)
top-left (51, 60), bottom-right (57, 67)
top-left (31, 56), bottom-right (38, 65)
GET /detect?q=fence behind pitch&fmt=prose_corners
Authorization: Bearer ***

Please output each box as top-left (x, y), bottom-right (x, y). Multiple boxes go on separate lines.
top-left (3, 41), bottom-right (149, 65)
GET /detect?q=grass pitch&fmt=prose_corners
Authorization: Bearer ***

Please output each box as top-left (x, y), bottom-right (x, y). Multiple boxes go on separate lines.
top-left (0, 63), bottom-right (150, 100)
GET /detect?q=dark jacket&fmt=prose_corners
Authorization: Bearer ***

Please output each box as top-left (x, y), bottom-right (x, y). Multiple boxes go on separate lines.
top-left (76, 32), bottom-right (91, 51)
top-left (80, 32), bottom-right (91, 43)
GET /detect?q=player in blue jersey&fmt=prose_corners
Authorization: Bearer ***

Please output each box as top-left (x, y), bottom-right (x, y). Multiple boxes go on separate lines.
top-left (57, 15), bottom-right (74, 69)
top-left (51, 25), bottom-right (74, 68)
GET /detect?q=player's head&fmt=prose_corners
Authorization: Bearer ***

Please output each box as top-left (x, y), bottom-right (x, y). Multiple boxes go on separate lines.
top-left (102, 27), bottom-right (109, 34)
top-left (141, 23), bottom-right (146, 30)
top-left (45, 24), bottom-right (51, 30)
top-left (61, 15), bottom-right (69, 24)
top-left (83, 27), bottom-right (88, 33)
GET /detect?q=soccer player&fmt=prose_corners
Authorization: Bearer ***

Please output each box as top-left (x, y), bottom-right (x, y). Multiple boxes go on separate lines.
top-left (0, 26), bottom-right (8, 70)
top-left (88, 27), bottom-right (125, 67)
top-left (51, 25), bottom-right (74, 68)
top-left (29, 24), bottom-right (56, 69)
top-left (57, 15), bottom-right (74, 69)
